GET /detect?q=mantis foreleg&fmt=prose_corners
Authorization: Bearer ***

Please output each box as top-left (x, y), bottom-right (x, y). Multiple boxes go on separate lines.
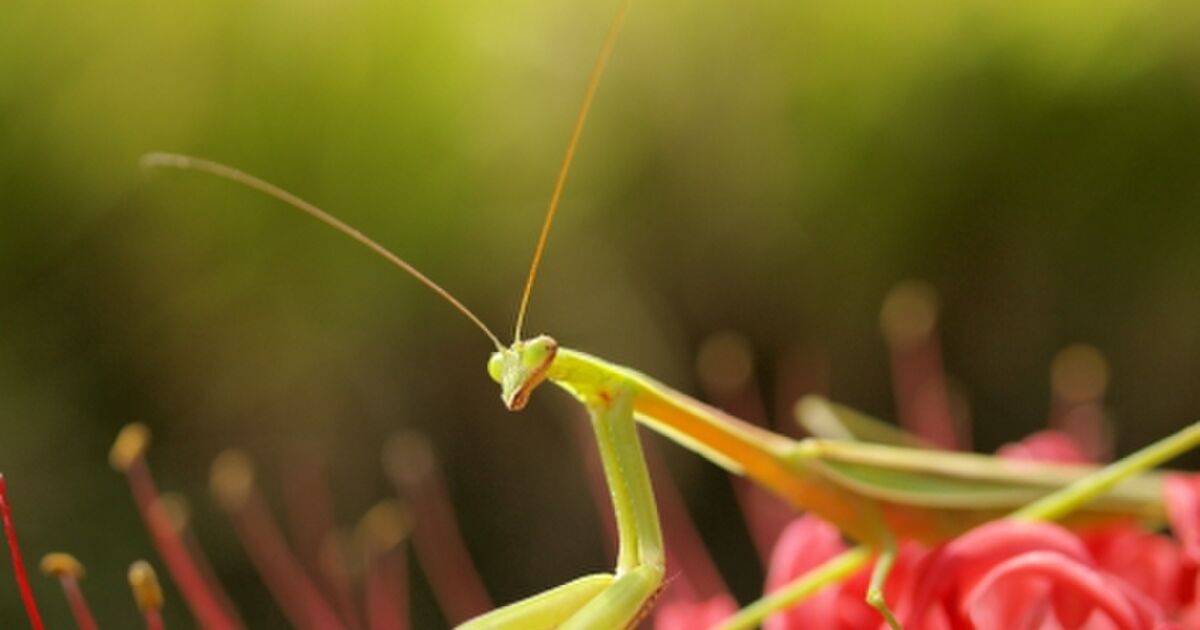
top-left (456, 384), bottom-right (665, 630)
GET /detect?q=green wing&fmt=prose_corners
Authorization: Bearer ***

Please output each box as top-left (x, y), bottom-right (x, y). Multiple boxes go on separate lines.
top-left (796, 396), bottom-right (933, 448)
top-left (790, 438), bottom-right (1164, 514)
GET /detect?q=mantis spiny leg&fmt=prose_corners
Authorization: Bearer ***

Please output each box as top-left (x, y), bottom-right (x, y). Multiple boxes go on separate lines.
top-left (457, 385), bottom-right (665, 629)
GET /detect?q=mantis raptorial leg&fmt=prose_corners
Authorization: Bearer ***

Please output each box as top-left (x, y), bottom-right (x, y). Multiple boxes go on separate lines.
top-left (457, 385), bottom-right (665, 630)
top-left (139, 0), bottom-right (1200, 627)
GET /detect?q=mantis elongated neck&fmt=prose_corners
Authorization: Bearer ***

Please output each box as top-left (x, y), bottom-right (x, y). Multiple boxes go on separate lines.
top-left (545, 348), bottom-right (809, 499)
top-left (543, 348), bottom-right (941, 545)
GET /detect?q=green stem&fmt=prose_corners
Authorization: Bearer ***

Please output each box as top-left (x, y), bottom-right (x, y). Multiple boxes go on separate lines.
top-left (1012, 420), bottom-right (1200, 522)
top-left (714, 421), bottom-right (1200, 629)
top-left (710, 547), bottom-right (872, 630)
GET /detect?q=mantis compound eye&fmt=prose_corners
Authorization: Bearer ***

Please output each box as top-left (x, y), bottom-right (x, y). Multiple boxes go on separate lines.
top-left (520, 336), bottom-right (557, 372)
top-left (487, 352), bottom-right (504, 384)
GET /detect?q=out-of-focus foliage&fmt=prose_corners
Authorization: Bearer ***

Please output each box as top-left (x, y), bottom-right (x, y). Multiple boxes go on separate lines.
top-left (2, 0), bottom-right (1200, 626)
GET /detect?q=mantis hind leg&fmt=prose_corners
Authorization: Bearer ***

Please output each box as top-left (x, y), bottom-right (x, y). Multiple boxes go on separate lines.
top-left (455, 384), bottom-right (665, 630)
top-left (866, 542), bottom-right (902, 630)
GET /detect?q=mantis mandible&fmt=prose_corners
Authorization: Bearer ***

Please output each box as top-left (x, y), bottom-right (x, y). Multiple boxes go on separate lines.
top-left (140, 1), bottom-right (1200, 628)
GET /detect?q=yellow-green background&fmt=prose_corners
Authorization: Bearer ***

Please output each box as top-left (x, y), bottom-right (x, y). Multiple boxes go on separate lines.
top-left (4, 0), bottom-right (1200, 626)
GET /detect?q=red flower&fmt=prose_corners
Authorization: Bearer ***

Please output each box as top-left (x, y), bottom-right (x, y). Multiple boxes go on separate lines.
top-left (763, 515), bottom-right (860, 630)
top-left (995, 430), bottom-right (1091, 464)
top-left (1165, 475), bottom-right (1200, 565)
top-left (653, 594), bottom-right (738, 630)
top-left (762, 431), bottom-right (1200, 630)
top-left (763, 516), bottom-right (928, 630)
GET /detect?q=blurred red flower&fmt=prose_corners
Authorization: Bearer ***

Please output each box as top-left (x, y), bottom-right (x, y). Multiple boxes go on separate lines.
top-left (760, 431), bottom-right (1200, 630)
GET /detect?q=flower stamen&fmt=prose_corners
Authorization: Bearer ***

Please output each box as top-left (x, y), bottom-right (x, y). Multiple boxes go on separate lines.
top-left (210, 449), bottom-right (347, 630)
top-left (0, 475), bottom-right (46, 630)
top-left (383, 431), bottom-right (492, 624)
top-left (40, 552), bottom-right (98, 630)
top-left (110, 423), bottom-right (244, 630)
top-left (357, 500), bottom-right (412, 630)
top-left (880, 280), bottom-right (963, 449)
top-left (281, 448), bottom-right (363, 630)
top-left (128, 560), bottom-right (166, 630)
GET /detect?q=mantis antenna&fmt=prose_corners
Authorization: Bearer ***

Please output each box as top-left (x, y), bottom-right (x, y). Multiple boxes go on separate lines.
top-left (140, 152), bottom-right (505, 351)
top-left (511, 0), bottom-right (633, 343)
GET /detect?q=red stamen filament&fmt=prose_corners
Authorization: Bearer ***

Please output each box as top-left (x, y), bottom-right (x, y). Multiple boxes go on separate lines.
top-left (142, 609), bottom-right (166, 630)
top-left (881, 280), bottom-right (963, 449)
top-left (212, 452), bottom-right (347, 630)
top-left (54, 574), bottom-right (99, 630)
top-left (384, 433), bottom-right (492, 623)
top-left (156, 495), bottom-right (245, 628)
top-left (282, 452), bottom-right (363, 630)
top-left (0, 475), bottom-right (47, 630)
top-left (1049, 344), bottom-right (1113, 460)
top-left (121, 456), bottom-right (244, 630)
top-left (365, 546), bottom-right (409, 630)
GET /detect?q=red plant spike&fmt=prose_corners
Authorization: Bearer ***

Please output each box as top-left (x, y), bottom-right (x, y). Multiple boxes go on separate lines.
top-left (110, 424), bottom-right (244, 630)
top-left (210, 449), bottom-right (347, 630)
top-left (281, 448), bottom-right (363, 630)
top-left (880, 280), bottom-right (963, 450)
top-left (129, 560), bottom-right (167, 630)
top-left (0, 474), bottom-right (47, 630)
top-left (358, 501), bottom-right (412, 630)
top-left (383, 431), bottom-right (493, 624)
top-left (40, 552), bottom-right (100, 630)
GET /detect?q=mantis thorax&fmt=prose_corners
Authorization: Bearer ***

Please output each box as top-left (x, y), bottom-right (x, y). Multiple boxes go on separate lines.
top-left (488, 335), bottom-right (559, 411)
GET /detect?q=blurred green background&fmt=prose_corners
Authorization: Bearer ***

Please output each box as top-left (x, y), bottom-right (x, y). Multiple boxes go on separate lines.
top-left (4, 0), bottom-right (1200, 626)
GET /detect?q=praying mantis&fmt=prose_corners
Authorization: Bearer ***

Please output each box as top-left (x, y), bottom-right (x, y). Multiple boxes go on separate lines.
top-left (140, 1), bottom-right (1200, 628)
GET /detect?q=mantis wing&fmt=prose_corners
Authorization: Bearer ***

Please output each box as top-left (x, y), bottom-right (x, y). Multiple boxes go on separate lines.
top-left (788, 437), bottom-right (1166, 544)
top-left (796, 396), bottom-right (933, 447)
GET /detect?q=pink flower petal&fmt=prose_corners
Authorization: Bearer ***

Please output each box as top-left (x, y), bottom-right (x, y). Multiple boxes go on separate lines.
top-left (1083, 526), bottom-right (1187, 610)
top-left (653, 593), bottom-right (737, 630)
top-left (764, 516), bottom-right (850, 630)
top-left (997, 430), bottom-right (1092, 464)
top-left (904, 520), bottom-right (1093, 627)
top-left (967, 550), bottom-right (1153, 630)
top-left (757, 456), bottom-right (1200, 630)
top-left (1165, 474), bottom-right (1200, 565)
top-left (765, 516), bottom-right (847, 586)
top-left (1109, 579), bottom-right (1169, 630)
top-left (869, 541), bottom-right (929, 626)
top-left (975, 576), bottom-right (1053, 630)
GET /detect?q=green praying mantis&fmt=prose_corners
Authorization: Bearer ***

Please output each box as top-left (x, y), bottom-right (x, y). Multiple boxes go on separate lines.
top-left (141, 1), bottom-right (1200, 628)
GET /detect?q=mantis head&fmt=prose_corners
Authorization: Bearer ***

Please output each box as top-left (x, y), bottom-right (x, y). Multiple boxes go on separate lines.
top-left (488, 335), bottom-right (559, 411)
